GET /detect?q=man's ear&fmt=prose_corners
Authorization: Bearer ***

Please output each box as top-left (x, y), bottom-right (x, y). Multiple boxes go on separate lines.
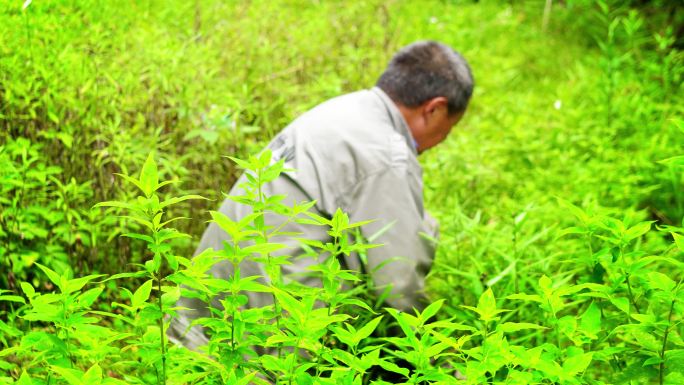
top-left (422, 96), bottom-right (449, 115)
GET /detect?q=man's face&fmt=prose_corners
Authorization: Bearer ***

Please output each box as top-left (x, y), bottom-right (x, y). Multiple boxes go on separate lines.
top-left (417, 106), bottom-right (464, 154)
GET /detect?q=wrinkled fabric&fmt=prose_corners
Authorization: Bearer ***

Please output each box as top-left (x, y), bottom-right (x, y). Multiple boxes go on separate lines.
top-left (169, 87), bottom-right (439, 349)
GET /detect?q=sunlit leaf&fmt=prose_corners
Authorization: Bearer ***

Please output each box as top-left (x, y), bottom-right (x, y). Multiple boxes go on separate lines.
top-left (672, 232), bottom-right (684, 251)
top-left (497, 322), bottom-right (547, 333)
top-left (132, 279), bottom-right (154, 309)
top-left (139, 152), bottom-right (158, 197)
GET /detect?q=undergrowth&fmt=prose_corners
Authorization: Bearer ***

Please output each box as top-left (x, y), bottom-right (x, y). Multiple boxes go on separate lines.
top-left (1, 153), bottom-right (684, 384)
top-left (1, 0), bottom-right (684, 384)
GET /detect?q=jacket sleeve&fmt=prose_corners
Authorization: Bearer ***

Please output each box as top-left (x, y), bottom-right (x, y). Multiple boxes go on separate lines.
top-left (344, 166), bottom-right (438, 312)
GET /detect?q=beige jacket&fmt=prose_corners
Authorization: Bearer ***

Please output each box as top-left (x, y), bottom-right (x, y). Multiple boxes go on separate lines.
top-left (169, 88), bottom-right (438, 349)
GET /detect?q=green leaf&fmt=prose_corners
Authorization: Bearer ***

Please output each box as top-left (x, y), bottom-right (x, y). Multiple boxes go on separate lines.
top-left (119, 215), bottom-right (154, 231)
top-left (16, 370), bottom-right (34, 385)
top-left (155, 179), bottom-right (179, 191)
top-left (425, 341), bottom-right (451, 358)
top-left (113, 173), bottom-right (146, 197)
top-left (354, 316), bottom-right (383, 343)
top-left (242, 243), bottom-right (287, 255)
top-left (331, 325), bottom-right (355, 348)
top-left (132, 279), bottom-right (154, 308)
top-left (558, 226), bottom-right (588, 237)
top-left (579, 301), bottom-right (601, 338)
top-left (658, 155), bottom-right (684, 167)
top-left (157, 229), bottom-right (190, 242)
top-left (425, 320), bottom-right (477, 332)
top-left (474, 288), bottom-right (507, 322)
top-left (558, 316), bottom-right (577, 339)
top-left (235, 277), bottom-right (271, 293)
top-left (20, 282), bottom-right (35, 298)
top-left (648, 272), bottom-right (676, 292)
top-left (556, 198), bottom-right (589, 223)
top-left (159, 194), bottom-right (207, 209)
top-left (507, 293), bottom-right (543, 303)
top-left (235, 372), bottom-right (257, 385)
top-left (375, 358), bottom-right (409, 377)
top-left (210, 210), bottom-right (238, 238)
top-left (479, 288), bottom-right (497, 314)
top-left (77, 287), bottom-right (104, 308)
top-left (301, 211), bottom-right (331, 226)
top-left (0, 294), bottom-right (25, 303)
top-left (258, 149), bottom-right (273, 167)
top-left (672, 232), bottom-right (684, 251)
top-left (610, 296), bottom-right (630, 314)
top-left (35, 263), bottom-right (63, 292)
top-left (139, 152), bottom-right (159, 197)
top-left (83, 364), bottom-right (102, 384)
top-left (539, 275), bottom-right (553, 291)
top-left (51, 366), bottom-right (84, 385)
top-left (122, 232), bottom-right (154, 243)
top-left (272, 287), bottom-right (304, 323)
top-left (625, 221), bottom-right (653, 240)
top-left (497, 322), bottom-right (547, 333)
top-left (102, 271), bottom-right (148, 282)
top-left (385, 308), bottom-right (417, 343)
top-left (562, 352), bottom-right (593, 376)
top-left (92, 200), bottom-right (136, 211)
top-left (166, 253), bottom-right (179, 271)
top-left (305, 311), bottom-right (349, 332)
top-left (420, 299), bottom-right (444, 324)
top-left (64, 274), bottom-right (105, 294)
top-left (162, 286), bottom-right (181, 307)
top-left (643, 356), bottom-right (663, 366)
top-left (340, 298), bottom-right (376, 313)
top-left (226, 156), bottom-right (252, 170)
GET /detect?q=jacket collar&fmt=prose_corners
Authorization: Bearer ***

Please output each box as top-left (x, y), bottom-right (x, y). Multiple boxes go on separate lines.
top-left (371, 87), bottom-right (419, 156)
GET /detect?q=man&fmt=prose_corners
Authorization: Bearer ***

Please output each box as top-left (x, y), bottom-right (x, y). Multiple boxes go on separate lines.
top-left (170, 41), bottom-right (473, 349)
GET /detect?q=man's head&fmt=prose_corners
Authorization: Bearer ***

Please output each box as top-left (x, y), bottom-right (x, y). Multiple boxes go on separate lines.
top-left (376, 41), bottom-right (474, 153)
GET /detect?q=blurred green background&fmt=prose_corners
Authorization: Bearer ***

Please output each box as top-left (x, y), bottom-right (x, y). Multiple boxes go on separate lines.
top-left (1, 0), bottom-right (682, 301)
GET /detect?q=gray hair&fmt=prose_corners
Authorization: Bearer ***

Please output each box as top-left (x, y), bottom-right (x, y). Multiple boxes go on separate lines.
top-left (376, 41), bottom-right (474, 115)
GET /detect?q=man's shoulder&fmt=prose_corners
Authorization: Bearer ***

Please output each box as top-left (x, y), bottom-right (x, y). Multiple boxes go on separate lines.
top-left (268, 89), bottom-right (416, 213)
top-left (295, 89), bottom-right (381, 125)
top-left (289, 89), bottom-right (405, 167)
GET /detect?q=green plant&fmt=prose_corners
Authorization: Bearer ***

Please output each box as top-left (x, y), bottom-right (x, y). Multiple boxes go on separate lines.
top-left (0, 138), bottom-right (65, 291)
top-left (1, 1), bottom-right (684, 384)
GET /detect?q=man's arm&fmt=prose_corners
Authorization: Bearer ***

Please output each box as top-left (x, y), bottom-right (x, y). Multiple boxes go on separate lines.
top-left (344, 166), bottom-right (438, 311)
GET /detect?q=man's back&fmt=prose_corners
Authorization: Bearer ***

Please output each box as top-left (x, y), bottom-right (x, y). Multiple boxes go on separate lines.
top-left (266, 88), bottom-right (422, 215)
top-left (170, 88), bottom-right (437, 349)
top-left (169, 41), bottom-right (473, 350)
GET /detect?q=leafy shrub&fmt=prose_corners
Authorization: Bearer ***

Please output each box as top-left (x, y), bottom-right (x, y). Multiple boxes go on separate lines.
top-left (1, 1), bottom-right (684, 384)
top-left (2, 152), bottom-right (683, 384)
top-left (0, 137), bottom-right (111, 292)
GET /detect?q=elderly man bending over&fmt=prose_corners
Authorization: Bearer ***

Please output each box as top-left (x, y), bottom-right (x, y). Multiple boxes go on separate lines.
top-left (170, 41), bottom-right (474, 349)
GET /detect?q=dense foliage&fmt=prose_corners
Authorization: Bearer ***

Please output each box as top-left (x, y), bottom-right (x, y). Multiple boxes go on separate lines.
top-left (1, 0), bottom-right (684, 384)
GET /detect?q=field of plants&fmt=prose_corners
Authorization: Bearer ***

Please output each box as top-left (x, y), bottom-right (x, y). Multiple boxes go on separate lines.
top-left (1, 0), bottom-right (684, 384)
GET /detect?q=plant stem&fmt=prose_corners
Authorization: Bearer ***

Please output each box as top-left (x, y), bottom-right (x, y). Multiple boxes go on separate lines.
top-left (625, 273), bottom-right (641, 314)
top-left (513, 230), bottom-right (519, 293)
top-left (63, 300), bottom-right (72, 367)
top-left (288, 336), bottom-right (303, 385)
top-left (256, 168), bottom-right (283, 357)
top-left (7, 163), bottom-right (28, 290)
top-left (24, 8), bottom-right (33, 65)
top-left (542, 0), bottom-right (552, 31)
top-left (228, 240), bottom-right (243, 355)
top-left (552, 312), bottom-right (563, 366)
top-left (230, 307), bottom-right (236, 350)
top-left (482, 321), bottom-right (489, 346)
top-left (157, 273), bottom-right (167, 385)
top-left (659, 300), bottom-right (676, 385)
